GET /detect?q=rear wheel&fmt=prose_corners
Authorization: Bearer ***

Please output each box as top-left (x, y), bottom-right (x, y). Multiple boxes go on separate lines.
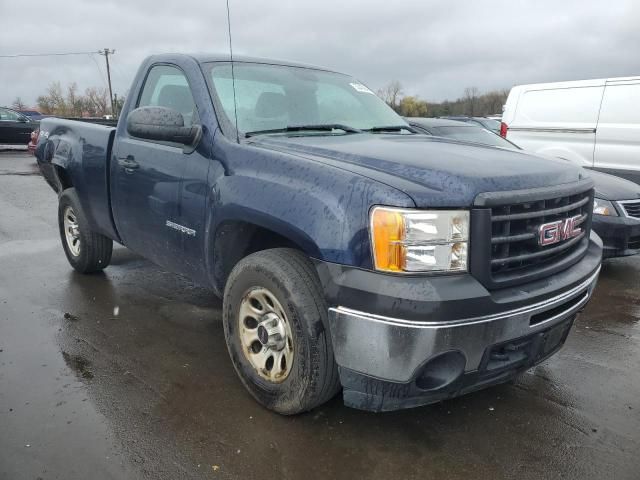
top-left (223, 248), bottom-right (340, 414)
top-left (58, 188), bottom-right (113, 273)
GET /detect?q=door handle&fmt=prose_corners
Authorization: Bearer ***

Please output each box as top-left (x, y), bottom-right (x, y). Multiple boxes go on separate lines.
top-left (118, 155), bottom-right (139, 171)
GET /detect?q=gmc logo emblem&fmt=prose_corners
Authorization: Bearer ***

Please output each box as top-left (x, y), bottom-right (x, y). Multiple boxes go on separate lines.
top-left (538, 215), bottom-right (583, 246)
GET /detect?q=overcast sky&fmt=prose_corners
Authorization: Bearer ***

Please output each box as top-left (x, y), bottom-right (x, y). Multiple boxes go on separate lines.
top-left (1, 0), bottom-right (639, 108)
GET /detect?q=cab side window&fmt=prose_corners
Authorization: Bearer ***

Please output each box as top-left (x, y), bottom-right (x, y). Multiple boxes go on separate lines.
top-left (138, 65), bottom-right (198, 127)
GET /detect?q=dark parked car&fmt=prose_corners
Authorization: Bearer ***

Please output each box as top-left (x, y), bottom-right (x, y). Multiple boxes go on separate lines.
top-left (35, 54), bottom-right (602, 414)
top-left (438, 115), bottom-right (501, 134)
top-left (590, 175), bottom-right (640, 257)
top-left (408, 117), bottom-right (516, 147)
top-left (408, 117), bottom-right (640, 258)
top-left (0, 107), bottom-right (39, 145)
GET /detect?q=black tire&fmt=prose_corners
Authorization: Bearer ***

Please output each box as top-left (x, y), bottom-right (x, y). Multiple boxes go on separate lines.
top-left (223, 248), bottom-right (340, 415)
top-left (58, 188), bottom-right (113, 273)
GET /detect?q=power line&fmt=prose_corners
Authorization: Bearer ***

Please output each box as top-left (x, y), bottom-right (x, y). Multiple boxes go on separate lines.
top-left (1, 48), bottom-right (119, 115)
top-left (1, 49), bottom-right (112, 90)
top-left (0, 51), bottom-right (101, 58)
top-left (87, 53), bottom-right (109, 89)
top-left (111, 60), bottom-right (128, 85)
top-left (2, 48), bottom-right (118, 116)
top-left (98, 49), bottom-right (116, 116)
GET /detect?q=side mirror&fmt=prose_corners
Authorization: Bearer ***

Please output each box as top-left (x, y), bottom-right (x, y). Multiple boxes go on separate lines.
top-left (126, 106), bottom-right (200, 146)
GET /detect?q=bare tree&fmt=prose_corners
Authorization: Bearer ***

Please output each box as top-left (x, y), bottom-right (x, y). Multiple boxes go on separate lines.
top-left (113, 92), bottom-right (127, 117)
top-left (377, 80), bottom-right (404, 111)
top-left (84, 87), bottom-right (109, 117)
top-left (36, 81), bottom-right (112, 117)
top-left (37, 81), bottom-right (67, 116)
top-left (481, 89), bottom-right (509, 115)
top-left (11, 97), bottom-right (26, 110)
top-left (67, 83), bottom-right (84, 117)
top-left (462, 86), bottom-right (480, 116)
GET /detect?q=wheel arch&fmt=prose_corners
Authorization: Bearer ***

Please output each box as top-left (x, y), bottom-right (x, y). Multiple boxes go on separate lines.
top-left (208, 216), bottom-right (322, 296)
top-left (53, 164), bottom-right (73, 193)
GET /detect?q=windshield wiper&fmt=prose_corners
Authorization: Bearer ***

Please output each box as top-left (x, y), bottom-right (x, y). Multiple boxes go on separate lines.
top-left (245, 124), bottom-right (362, 138)
top-left (365, 125), bottom-right (416, 133)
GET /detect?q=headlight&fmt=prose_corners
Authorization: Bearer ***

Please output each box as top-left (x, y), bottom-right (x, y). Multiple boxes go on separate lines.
top-left (593, 198), bottom-right (618, 216)
top-left (370, 207), bottom-right (469, 273)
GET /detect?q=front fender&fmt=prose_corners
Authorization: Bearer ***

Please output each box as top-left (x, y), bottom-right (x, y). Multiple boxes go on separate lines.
top-left (209, 171), bottom-right (381, 265)
top-left (203, 141), bottom-right (414, 291)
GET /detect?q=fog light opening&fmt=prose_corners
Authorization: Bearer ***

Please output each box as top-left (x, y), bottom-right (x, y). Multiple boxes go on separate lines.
top-left (415, 350), bottom-right (466, 391)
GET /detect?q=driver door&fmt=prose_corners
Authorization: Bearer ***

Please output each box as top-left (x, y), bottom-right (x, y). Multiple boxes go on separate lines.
top-left (111, 64), bottom-right (198, 271)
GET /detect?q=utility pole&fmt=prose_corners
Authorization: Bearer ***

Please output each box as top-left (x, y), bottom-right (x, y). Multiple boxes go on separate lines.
top-left (98, 48), bottom-right (115, 116)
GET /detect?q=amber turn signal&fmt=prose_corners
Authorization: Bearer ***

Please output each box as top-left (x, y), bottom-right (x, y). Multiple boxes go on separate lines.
top-left (371, 207), bottom-right (405, 271)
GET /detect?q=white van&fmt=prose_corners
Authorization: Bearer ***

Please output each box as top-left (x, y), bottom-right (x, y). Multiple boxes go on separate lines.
top-left (501, 77), bottom-right (640, 185)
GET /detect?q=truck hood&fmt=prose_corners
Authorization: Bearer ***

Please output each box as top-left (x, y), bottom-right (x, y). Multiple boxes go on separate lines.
top-left (252, 134), bottom-right (590, 207)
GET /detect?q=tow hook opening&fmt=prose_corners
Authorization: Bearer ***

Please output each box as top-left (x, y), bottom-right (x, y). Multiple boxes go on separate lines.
top-left (415, 350), bottom-right (466, 391)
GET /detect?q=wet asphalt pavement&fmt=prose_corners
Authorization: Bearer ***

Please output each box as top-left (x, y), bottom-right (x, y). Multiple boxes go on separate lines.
top-left (0, 151), bottom-right (639, 480)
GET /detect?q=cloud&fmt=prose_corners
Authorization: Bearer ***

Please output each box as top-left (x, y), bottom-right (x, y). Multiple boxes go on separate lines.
top-left (0, 0), bottom-right (639, 107)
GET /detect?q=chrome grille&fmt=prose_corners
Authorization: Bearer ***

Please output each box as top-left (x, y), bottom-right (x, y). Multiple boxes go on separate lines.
top-left (619, 199), bottom-right (640, 219)
top-left (490, 190), bottom-right (592, 278)
top-left (470, 181), bottom-right (594, 289)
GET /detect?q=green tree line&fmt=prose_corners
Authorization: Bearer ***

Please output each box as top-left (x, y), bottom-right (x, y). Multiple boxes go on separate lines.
top-left (377, 81), bottom-right (508, 117)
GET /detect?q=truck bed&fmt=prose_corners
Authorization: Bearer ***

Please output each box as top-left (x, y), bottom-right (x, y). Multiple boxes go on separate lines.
top-left (36, 118), bottom-right (119, 241)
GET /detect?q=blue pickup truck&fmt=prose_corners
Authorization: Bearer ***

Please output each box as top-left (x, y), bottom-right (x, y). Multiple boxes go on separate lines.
top-left (36, 54), bottom-right (602, 414)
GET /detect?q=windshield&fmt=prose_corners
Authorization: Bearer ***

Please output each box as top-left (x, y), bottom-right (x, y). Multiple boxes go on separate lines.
top-left (431, 126), bottom-right (516, 148)
top-left (207, 62), bottom-right (406, 135)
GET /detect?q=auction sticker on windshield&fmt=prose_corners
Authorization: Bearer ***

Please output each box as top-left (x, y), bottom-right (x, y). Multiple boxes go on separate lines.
top-left (350, 82), bottom-right (374, 94)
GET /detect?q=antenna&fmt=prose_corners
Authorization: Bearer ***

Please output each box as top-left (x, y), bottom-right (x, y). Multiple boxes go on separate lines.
top-left (226, 0), bottom-right (240, 143)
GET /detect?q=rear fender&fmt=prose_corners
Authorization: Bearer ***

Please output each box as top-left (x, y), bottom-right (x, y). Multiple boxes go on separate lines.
top-left (35, 118), bottom-right (120, 241)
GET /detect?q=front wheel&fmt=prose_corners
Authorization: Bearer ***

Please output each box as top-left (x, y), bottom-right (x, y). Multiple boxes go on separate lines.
top-left (223, 248), bottom-right (340, 414)
top-left (58, 188), bottom-right (113, 273)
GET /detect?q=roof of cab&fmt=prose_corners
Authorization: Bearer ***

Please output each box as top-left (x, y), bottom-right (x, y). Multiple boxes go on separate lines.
top-left (145, 53), bottom-right (343, 74)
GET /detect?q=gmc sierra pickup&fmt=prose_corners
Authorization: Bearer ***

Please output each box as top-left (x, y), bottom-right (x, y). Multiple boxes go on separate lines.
top-left (35, 54), bottom-right (602, 414)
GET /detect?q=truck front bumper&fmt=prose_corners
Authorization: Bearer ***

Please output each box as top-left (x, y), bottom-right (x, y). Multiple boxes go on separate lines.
top-left (315, 233), bottom-right (602, 412)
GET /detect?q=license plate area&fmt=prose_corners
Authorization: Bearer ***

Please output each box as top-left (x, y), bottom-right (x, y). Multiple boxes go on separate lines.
top-left (480, 316), bottom-right (575, 373)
